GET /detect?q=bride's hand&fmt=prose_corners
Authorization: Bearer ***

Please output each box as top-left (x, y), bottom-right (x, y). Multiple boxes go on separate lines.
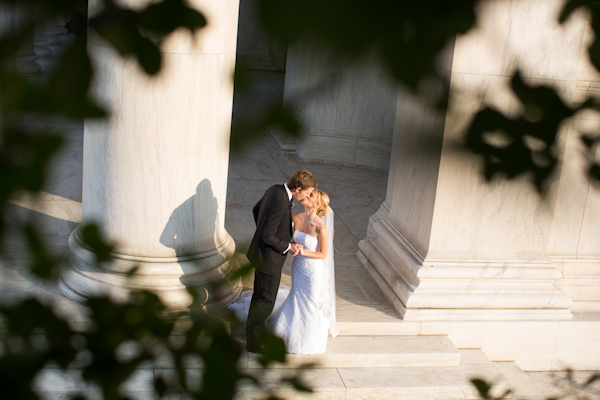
top-left (298, 247), bottom-right (306, 256)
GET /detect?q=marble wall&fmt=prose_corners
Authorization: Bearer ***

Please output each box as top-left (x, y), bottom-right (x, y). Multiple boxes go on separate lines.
top-left (273, 42), bottom-right (398, 170)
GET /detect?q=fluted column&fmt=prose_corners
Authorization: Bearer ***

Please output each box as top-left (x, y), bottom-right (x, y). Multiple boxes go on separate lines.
top-left (14, 2), bottom-right (41, 75)
top-left (60, 0), bottom-right (241, 311)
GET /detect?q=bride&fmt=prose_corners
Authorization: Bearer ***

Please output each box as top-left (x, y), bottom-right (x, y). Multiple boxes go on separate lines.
top-left (229, 189), bottom-right (338, 355)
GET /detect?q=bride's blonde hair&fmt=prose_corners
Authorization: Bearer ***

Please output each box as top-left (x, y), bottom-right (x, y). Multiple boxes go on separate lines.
top-left (313, 189), bottom-right (330, 217)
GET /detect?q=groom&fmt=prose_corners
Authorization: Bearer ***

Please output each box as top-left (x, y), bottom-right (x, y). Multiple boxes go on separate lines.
top-left (246, 170), bottom-right (317, 353)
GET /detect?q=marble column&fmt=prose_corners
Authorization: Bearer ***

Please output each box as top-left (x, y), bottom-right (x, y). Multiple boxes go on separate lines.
top-left (14, 2), bottom-right (41, 75)
top-left (55, 15), bottom-right (68, 36)
top-left (358, 0), bottom-right (581, 321)
top-left (0, 2), bottom-right (13, 35)
top-left (236, 0), bottom-right (285, 71)
top-left (272, 42), bottom-right (397, 170)
top-left (60, 0), bottom-right (241, 311)
top-left (34, 12), bottom-right (54, 59)
top-left (45, 18), bottom-right (61, 45)
top-left (0, 1), bottom-right (15, 73)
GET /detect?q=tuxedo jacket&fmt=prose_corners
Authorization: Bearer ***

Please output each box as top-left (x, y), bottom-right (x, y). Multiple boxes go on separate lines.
top-left (247, 184), bottom-right (293, 276)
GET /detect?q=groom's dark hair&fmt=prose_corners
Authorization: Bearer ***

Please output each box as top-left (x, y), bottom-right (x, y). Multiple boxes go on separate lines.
top-left (287, 170), bottom-right (317, 191)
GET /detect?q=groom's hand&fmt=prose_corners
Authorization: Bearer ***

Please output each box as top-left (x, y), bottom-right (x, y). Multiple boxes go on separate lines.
top-left (289, 243), bottom-right (303, 256)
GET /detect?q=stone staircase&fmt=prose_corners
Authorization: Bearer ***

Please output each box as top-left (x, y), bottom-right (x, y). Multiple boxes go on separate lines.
top-left (30, 301), bottom-right (567, 400)
top-left (233, 305), bottom-right (512, 400)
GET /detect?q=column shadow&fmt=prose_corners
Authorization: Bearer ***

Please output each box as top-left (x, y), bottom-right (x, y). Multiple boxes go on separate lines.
top-left (159, 179), bottom-right (240, 307)
top-left (160, 179), bottom-right (219, 262)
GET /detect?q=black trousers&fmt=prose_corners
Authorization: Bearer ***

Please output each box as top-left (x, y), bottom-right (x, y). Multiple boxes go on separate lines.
top-left (246, 271), bottom-right (281, 352)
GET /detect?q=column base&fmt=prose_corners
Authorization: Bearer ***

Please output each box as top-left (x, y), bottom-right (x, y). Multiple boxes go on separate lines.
top-left (15, 54), bottom-right (41, 75)
top-left (59, 226), bottom-right (242, 312)
top-left (46, 34), bottom-right (60, 45)
top-left (553, 257), bottom-right (600, 304)
top-left (358, 206), bottom-right (574, 321)
top-left (34, 42), bottom-right (53, 59)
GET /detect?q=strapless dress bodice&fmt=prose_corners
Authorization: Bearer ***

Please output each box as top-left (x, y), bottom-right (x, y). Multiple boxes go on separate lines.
top-left (293, 230), bottom-right (319, 252)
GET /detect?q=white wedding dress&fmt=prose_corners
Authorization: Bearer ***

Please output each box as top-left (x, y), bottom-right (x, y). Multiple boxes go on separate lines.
top-left (270, 230), bottom-right (329, 354)
top-left (228, 208), bottom-right (338, 355)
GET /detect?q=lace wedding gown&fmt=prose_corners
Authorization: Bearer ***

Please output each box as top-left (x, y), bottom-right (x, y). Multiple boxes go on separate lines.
top-left (269, 230), bottom-right (329, 354)
top-left (228, 222), bottom-right (338, 355)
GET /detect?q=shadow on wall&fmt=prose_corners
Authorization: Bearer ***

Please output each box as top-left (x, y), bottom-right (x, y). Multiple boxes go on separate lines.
top-left (159, 179), bottom-right (240, 307)
top-left (159, 179), bottom-right (219, 263)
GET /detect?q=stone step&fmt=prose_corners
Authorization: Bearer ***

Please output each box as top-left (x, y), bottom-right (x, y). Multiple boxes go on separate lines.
top-left (236, 364), bottom-right (511, 400)
top-left (335, 302), bottom-right (421, 336)
top-left (29, 334), bottom-right (460, 371)
top-left (459, 348), bottom-right (494, 365)
top-left (244, 335), bottom-right (461, 369)
top-left (34, 364), bottom-right (509, 400)
top-left (493, 361), bottom-right (545, 398)
top-left (228, 302), bottom-right (418, 337)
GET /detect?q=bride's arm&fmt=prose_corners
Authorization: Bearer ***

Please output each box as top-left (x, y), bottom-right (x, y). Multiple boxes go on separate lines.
top-left (298, 224), bottom-right (328, 259)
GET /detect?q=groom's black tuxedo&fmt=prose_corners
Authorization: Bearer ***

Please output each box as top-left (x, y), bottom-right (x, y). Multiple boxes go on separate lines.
top-left (247, 184), bottom-right (293, 275)
top-left (246, 184), bottom-right (293, 352)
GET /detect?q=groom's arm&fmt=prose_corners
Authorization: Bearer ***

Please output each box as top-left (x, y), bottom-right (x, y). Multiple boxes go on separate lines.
top-left (260, 193), bottom-right (290, 254)
top-left (252, 199), bottom-right (261, 224)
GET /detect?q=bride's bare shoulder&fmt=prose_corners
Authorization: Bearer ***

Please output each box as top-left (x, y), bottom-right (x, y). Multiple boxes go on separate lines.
top-left (315, 218), bottom-right (328, 232)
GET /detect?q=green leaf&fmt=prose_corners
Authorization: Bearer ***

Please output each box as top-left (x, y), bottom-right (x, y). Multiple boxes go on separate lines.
top-left (200, 330), bottom-right (244, 399)
top-left (89, 0), bottom-right (206, 76)
top-left (0, 22), bottom-right (35, 63)
top-left (0, 126), bottom-right (63, 204)
top-left (89, 4), bottom-right (163, 75)
top-left (0, 298), bottom-right (77, 370)
top-left (257, 0), bottom-right (477, 90)
top-left (230, 104), bottom-right (302, 153)
top-left (78, 223), bottom-right (115, 263)
top-left (24, 224), bottom-right (58, 279)
top-left (258, 330), bottom-right (287, 366)
top-left (45, 39), bottom-right (107, 119)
